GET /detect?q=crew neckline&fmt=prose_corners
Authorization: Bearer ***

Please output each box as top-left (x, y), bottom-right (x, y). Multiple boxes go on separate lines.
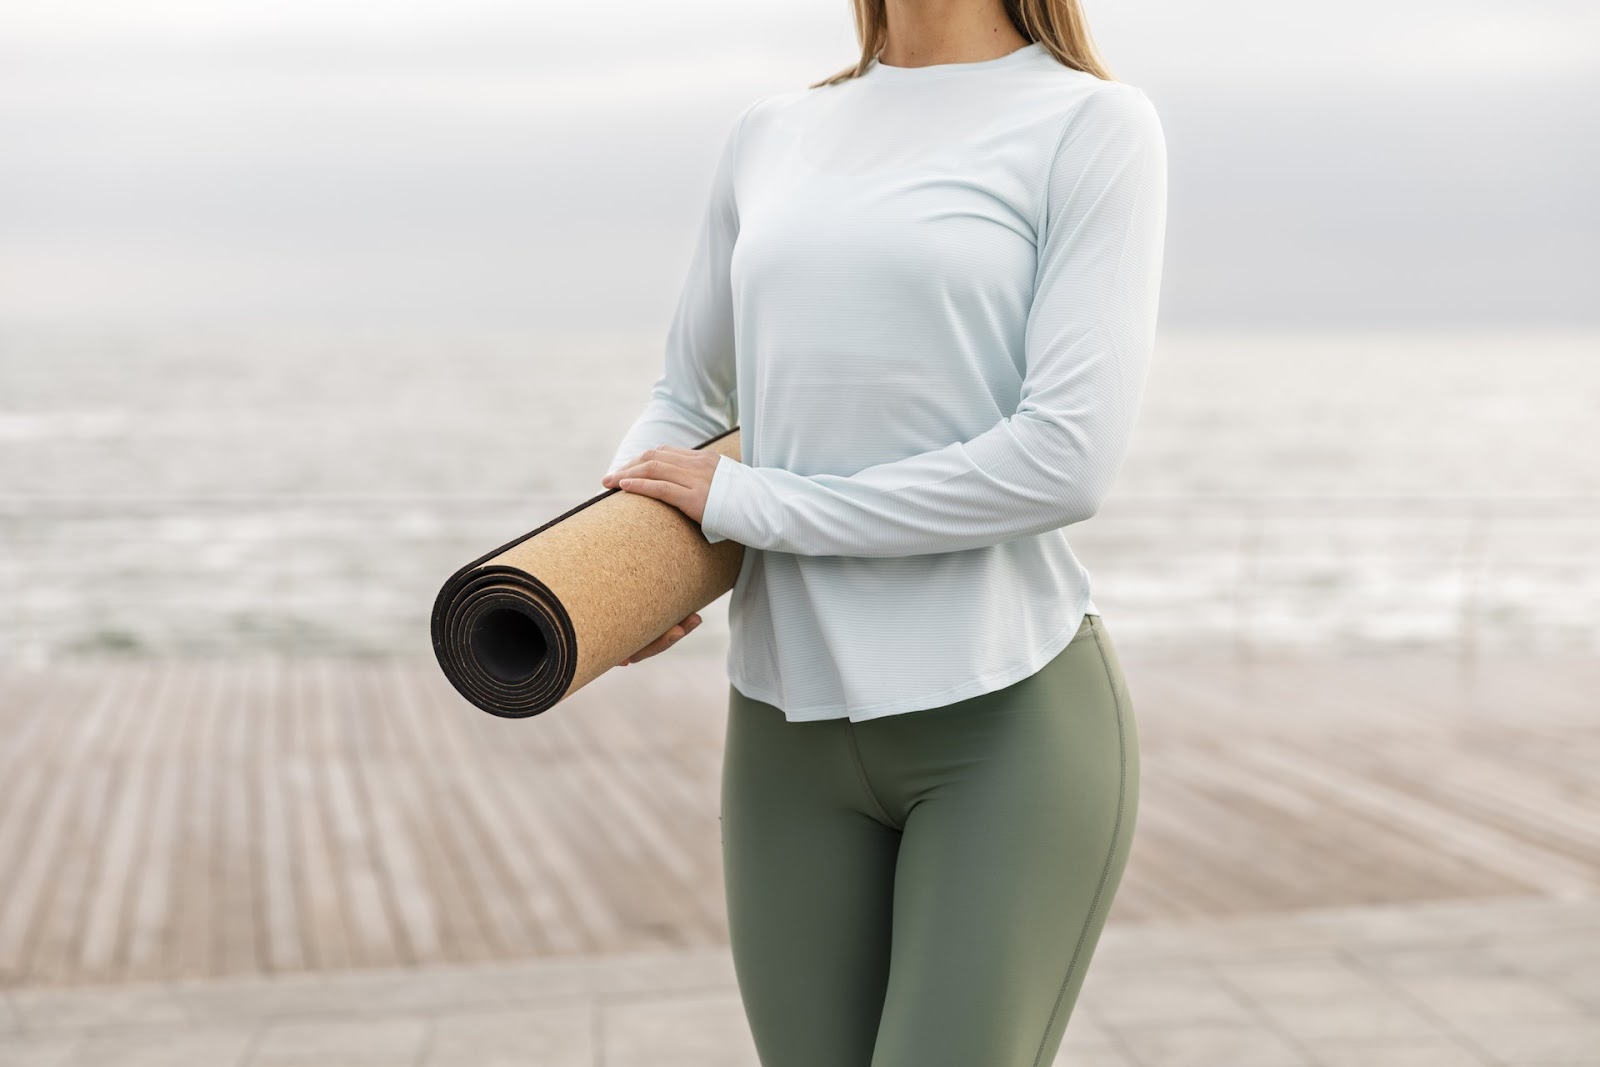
top-left (866, 40), bottom-right (1044, 77)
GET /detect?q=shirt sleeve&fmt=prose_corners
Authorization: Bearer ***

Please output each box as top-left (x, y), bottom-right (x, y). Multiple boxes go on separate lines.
top-left (699, 82), bottom-right (1169, 557)
top-left (603, 97), bottom-right (759, 494)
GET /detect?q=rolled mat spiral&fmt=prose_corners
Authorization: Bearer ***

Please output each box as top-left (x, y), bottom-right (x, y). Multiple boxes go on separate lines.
top-left (431, 426), bottom-right (745, 718)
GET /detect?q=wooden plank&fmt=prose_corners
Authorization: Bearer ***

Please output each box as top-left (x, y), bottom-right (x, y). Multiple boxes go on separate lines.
top-left (214, 656), bottom-right (261, 976)
top-left (286, 653), bottom-right (353, 970)
top-left (77, 660), bottom-right (175, 979)
top-left (17, 660), bottom-right (131, 982)
top-left (1343, 730), bottom-right (1600, 865)
top-left (255, 655), bottom-right (306, 974)
top-left (0, 661), bottom-right (122, 981)
top-left (338, 659), bottom-right (438, 962)
top-left (315, 659), bottom-right (401, 969)
top-left (551, 689), bottom-right (721, 947)
top-left (170, 658), bottom-right (222, 977)
top-left (1237, 735), bottom-right (1595, 897)
top-left (122, 659), bottom-right (197, 980)
top-left (0, 651), bottom-right (1593, 990)
top-left (373, 659), bottom-right (498, 963)
top-left (1163, 743), bottom-right (1525, 903)
top-left (410, 679), bottom-right (546, 956)
top-left (0, 671), bottom-right (98, 986)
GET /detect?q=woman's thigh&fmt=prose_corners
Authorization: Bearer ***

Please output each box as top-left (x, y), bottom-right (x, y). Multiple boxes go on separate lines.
top-left (720, 612), bottom-right (1139, 1067)
top-left (854, 613), bottom-right (1140, 1067)
top-left (720, 686), bottom-right (901, 1067)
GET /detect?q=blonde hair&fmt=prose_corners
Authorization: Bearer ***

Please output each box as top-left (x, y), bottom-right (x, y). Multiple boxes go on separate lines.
top-left (809, 0), bottom-right (1113, 88)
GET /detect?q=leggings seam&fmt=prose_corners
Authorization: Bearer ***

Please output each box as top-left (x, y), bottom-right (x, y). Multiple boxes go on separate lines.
top-left (1032, 614), bottom-right (1129, 1067)
top-left (844, 722), bottom-right (902, 831)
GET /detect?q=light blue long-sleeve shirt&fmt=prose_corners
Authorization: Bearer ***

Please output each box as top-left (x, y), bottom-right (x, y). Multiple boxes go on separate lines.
top-left (607, 41), bottom-right (1168, 721)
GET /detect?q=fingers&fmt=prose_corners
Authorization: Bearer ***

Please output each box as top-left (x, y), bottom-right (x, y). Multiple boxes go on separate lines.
top-left (622, 628), bottom-right (675, 666)
top-left (602, 449), bottom-right (716, 523)
top-left (603, 446), bottom-right (712, 488)
top-left (606, 448), bottom-right (694, 481)
top-left (617, 614), bottom-right (703, 666)
top-left (612, 476), bottom-right (694, 511)
top-left (621, 458), bottom-right (695, 483)
top-left (603, 458), bottom-right (693, 497)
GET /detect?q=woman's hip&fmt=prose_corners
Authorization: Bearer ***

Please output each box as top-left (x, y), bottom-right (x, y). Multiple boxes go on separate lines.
top-left (723, 612), bottom-right (1138, 832)
top-left (851, 613), bottom-right (1136, 822)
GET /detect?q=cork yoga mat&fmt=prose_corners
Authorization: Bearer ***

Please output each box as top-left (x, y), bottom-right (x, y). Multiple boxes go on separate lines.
top-left (431, 426), bottom-right (745, 718)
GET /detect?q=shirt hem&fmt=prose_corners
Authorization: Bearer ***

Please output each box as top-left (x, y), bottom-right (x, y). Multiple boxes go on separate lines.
top-left (727, 598), bottom-right (1097, 723)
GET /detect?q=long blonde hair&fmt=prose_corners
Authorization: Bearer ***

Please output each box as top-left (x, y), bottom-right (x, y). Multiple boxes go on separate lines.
top-left (809, 0), bottom-right (1113, 88)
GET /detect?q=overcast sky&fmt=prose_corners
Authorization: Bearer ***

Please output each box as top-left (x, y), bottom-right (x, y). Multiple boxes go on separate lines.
top-left (1, 0), bottom-right (1595, 330)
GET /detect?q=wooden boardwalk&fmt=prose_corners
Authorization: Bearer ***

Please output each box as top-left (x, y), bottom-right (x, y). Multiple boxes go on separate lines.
top-left (1, 649), bottom-right (1596, 990)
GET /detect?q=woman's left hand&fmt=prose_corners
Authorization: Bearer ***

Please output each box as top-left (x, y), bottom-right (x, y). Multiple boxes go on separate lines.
top-left (600, 444), bottom-right (721, 524)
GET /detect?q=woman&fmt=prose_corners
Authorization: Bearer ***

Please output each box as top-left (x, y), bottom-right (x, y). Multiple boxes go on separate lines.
top-left (601, 0), bottom-right (1165, 1062)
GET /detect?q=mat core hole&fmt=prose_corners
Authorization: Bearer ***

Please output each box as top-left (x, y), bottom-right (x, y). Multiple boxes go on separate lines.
top-left (472, 608), bottom-right (548, 684)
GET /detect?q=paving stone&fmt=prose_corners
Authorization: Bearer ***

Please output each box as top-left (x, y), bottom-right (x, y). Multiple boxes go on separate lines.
top-left (1249, 995), bottom-right (1453, 1044)
top-left (1112, 1021), bottom-right (1312, 1067)
top-left (175, 967), bottom-right (509, 1024)
top-left (1348, 943), bottom-right (1519, 978)
top-left (1486, 932), bottom-right (1600, 987)
top-left (2, 896), bottom-right (1594, 1066)
top-left (1555, 968), bottom-right (1600, 1014)
top-left (1449, 1015), bottom-right (1600, 1065)
top-left (1507, 934), bottom-right (1600, 972)
top-left (602, 990), bottom-right (759, 1067)
top-left (1215, 956), bottom-right (1392, 1002)
top-left (67, 1025), bottom-right (255, 1067)
top-left (7, 987), bottom-right (188, 1032)
top-left (1093, 918), bottom-right (1346, 963)
top-left (1298, 895), bottom-right (1600, 946)
top-left (246, 1016), bottom-right (427, 1066)
top-left (1387, 972), bottom-right (1585, 1024)
top-left (493, 946), bottom-right (738, 1002)
top-left (1078, 968), bottom-right (1257, 1028)
top-left (1057, 1012), bottom-right (1119, 1053)
top-left (0, 1034), bottom-right (79, 1067)
top-left (1302, 1038), bottom-right (1494, 1067)
top-left (1052, 1013), bottom-right (1136, 1066)
top-left (420, 1003), bottom-right (591, 1067)
top-left (1052, 1051), bottom-right (1140, 1067)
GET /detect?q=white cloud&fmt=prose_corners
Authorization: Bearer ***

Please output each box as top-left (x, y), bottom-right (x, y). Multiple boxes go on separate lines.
top-left (4, 0), bottom-right (1592, 83)
top-left (0, 0), bottom-right (1593, 328)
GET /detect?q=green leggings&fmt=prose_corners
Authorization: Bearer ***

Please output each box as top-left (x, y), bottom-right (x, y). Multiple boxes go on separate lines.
top-left (720, 612), bottom-right (1139, 1067)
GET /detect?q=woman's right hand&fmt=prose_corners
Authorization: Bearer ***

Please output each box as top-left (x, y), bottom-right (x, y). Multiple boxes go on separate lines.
top-left (618, 612), bottom-right (703, 666)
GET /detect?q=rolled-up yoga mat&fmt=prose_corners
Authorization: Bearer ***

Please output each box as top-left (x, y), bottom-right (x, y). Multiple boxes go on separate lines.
top-left (431, 426), bottom-right (744, 718)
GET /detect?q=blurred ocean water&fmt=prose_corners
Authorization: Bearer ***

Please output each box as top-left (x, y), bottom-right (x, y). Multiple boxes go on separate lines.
top-left (2, 325), bottom-right (1596, 665)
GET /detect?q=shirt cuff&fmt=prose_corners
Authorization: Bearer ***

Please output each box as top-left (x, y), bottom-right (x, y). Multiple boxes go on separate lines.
top-left (700, 453), bottom-right (736, 544)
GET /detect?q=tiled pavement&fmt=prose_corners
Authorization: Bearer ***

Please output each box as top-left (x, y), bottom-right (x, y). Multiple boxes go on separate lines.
top-left (3, 893), bottom-right (1596, 1067)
